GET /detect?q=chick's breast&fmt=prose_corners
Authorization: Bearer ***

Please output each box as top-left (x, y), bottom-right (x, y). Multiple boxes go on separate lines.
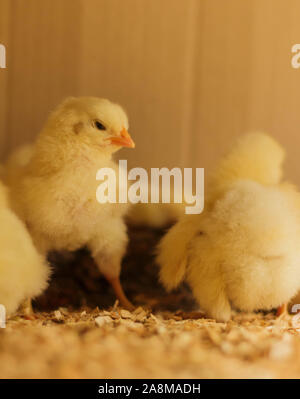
top-left (15, 157), bottom-right (129, 253)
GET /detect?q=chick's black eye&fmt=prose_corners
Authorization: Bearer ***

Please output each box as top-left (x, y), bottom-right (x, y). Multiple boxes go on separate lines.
top-left (95, 121), bottom-right (106, 130)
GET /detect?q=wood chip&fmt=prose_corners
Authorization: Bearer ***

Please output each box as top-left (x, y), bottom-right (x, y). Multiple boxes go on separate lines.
top-left (120, 310), bottom-right (132, 319)
top-left (1, 309), bottom-right (300, 378)
top-left (95, 315), bottom-right (113, 327)
top-left (54, 310), bottom-right (62, 320)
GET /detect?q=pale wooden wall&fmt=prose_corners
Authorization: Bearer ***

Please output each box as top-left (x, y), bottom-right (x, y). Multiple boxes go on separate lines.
top-left (1, 0), bottom-right (300, 180)
top-left (0, 0), bottom-right (9, 158)
top-left (0, 0), bottom-right (81, 156)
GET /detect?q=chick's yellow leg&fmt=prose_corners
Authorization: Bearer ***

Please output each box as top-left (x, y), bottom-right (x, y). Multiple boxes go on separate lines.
top-left (276, 303), bottom-right (287, 317)
top-left (104, 275), bottom-right (134, 310)
top-left (92, 251), bottom-right (134, 310)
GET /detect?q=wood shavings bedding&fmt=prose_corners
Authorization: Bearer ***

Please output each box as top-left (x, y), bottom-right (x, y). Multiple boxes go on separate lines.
top-left (1, 225), bottom-right (300, 379)
top-left (1, 308), bottom-right (300, 379)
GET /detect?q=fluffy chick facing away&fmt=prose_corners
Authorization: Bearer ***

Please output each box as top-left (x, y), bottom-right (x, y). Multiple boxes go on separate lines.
top-left (157, 133), bottom-right (300, 322)
top-left (0, 181), bottom-right (49, 315)
top-left (4, 97), bottom-right (135, 309)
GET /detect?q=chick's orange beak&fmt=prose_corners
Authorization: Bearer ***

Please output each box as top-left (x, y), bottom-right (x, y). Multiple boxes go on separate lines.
top-left (110, 128), bottom-right (135, 148)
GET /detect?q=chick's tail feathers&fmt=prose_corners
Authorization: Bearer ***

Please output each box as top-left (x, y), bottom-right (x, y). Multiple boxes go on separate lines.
top-left (156, 214), bottom-right (201, 290)
top-left (209, 133), bottom-right (285, 201)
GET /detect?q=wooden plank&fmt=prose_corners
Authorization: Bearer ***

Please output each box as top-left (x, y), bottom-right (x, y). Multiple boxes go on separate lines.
top-left (0, 0), bottom-right (10, 159)
top-left (79, 0), bottom-right (199, 169)
top-left (3, 0), bottom-right (300, 186)
top-left (6, 0), bottom-right (81, 152)
top-left (191, 0), bottom-right (300, 183)
top-left (190, 0), bottom-right (254, 173)
top-left (247, 0), bottom-right (300, 182)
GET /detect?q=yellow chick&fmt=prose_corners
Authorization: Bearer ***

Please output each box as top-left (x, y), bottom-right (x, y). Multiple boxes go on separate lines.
top-left (157, 133), bottom-right (300, 322)
top-left (4, 97), bottom-right (135, 309)
top-left (0, 181), bottom-right (49, 315)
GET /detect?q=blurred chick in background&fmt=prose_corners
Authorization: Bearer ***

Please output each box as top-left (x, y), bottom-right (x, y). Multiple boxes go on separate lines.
top-left (127, 180), bottom-right (194, 228)
top-left (157, 133), bottom-right (300, 322)
top-left (4, 97), bottom-right (135, 309)
top-left (127, 197), bottom-right (186, 228)
top-left (0, 181), bottom-right (49, 315)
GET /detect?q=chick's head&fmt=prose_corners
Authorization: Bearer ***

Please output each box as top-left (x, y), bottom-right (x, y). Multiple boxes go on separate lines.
top-left (42, 97), bottom-right (135, 155)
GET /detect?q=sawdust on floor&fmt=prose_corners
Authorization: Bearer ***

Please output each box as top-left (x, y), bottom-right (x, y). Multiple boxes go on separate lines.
top-left (2, 225), bottom-right (300, 379)
top-left (1, 305), bottom-right (300, 379)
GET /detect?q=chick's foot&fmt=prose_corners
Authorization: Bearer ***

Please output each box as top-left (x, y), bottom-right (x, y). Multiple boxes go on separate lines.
top-left (276, 303), bottom-right (287, 317)
top-left (105, 276), bottom-right (134, 310)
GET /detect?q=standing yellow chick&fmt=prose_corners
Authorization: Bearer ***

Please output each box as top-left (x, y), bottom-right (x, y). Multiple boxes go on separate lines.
top-left (0, 181), bottom-right (49, 315)
top-left (4, 97), bottom-right (135, 309)
top-left (157, 133), bottom-right (300, 322)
